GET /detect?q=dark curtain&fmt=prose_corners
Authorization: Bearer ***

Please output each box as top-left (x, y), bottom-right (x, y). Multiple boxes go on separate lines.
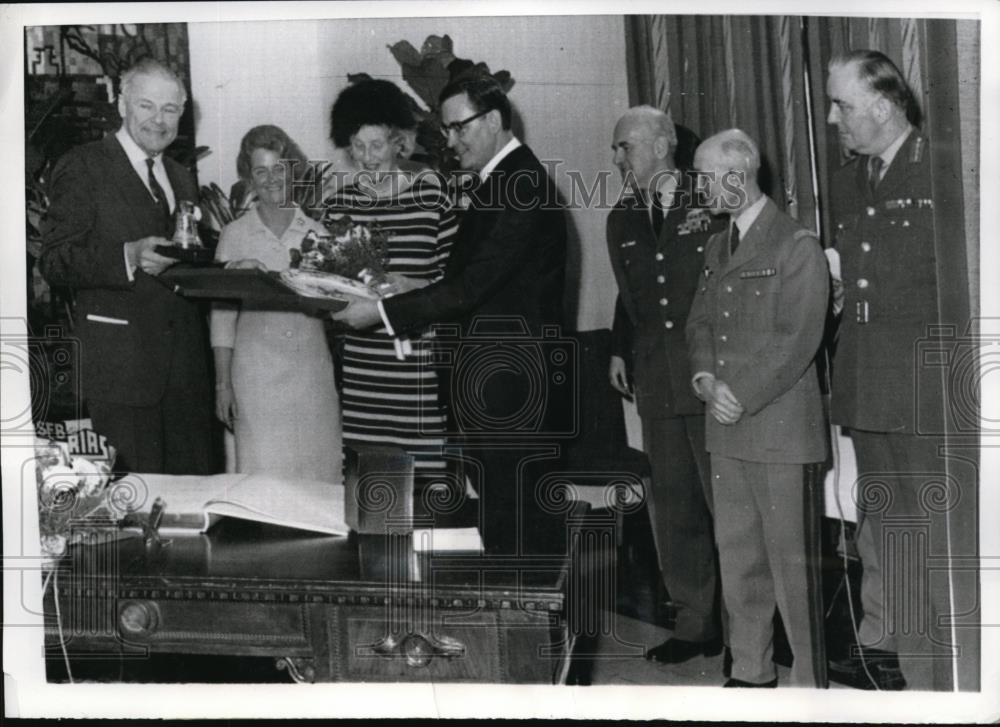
top-left (626, 14), bottom-right (980, 692)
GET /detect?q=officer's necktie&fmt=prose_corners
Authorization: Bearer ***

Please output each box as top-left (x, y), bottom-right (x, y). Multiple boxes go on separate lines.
top-left (729, 223), bottom-right (740, 256)
top-left (649, 190), bottom-right (665, 240)
top-left (867, 155), bottom-right (884, 196)
top-left (146, 157), bottom-right (171, 227)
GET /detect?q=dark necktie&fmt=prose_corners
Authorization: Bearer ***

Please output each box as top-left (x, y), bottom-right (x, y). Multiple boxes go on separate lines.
top-left (867, 155), bottom-right (884, 196)
top-left (146, 157), bottom-right (171, 226)
top-left (649, 190), bottom-right (665, 239)
top-left (729, 223), bottom-right (741, 256)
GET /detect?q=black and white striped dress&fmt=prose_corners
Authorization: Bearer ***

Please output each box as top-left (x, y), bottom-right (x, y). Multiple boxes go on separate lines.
top-left (322, 174), bottom-right (458, 488)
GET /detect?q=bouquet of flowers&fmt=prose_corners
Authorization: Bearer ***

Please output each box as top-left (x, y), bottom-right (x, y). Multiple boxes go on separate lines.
top-left (283, 216), bottom-right (392, 300)
top-left (290, 216), bottom-right (389, 279)
top-left (35, 438), bottom-right (120, 562)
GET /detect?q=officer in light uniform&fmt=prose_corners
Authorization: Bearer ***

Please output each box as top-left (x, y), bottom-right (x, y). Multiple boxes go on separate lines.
top-left (686, 129), bottom-right (829, 688)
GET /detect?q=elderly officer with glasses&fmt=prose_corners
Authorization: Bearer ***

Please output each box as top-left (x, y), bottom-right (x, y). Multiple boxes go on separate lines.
top-left (333, 73), bottom-right (568, 556)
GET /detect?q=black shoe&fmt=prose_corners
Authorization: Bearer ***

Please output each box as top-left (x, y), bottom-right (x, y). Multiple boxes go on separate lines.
top-left (645, 637), bottom-right (723, 664)
top-left (829, 648), bottom-right (906, 691)
top-left (724, 677), bottom-right (778, 688)
top-left (722, 646), bottom-right (732, 678)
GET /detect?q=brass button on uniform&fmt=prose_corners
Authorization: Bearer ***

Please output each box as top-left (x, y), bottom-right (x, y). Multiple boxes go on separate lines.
top-left (657, 275), bottom-right (665, 284)
top-left (718, 359), bottom-right (726, 367)
top-left (866, 206), bottom-right (876, 217)
top-left (659, 298), bottom-right (668, 306)
top-left (725, 285), bottom-right (733, 293)
top-left (664, 321), bottom-right (674, 330)
top-left (861, 242), bottom-right (871, 252)
top-left (720, 334), bottom-right (728, 342)
top-left (723, 311), bottom-right (730, 318)
top-left (655, 253), bottom-right (664, 261)
top-left (857, 278), bottom-right (869, 289)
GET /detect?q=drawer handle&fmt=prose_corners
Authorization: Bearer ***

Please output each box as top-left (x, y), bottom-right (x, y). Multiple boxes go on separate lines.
top-left (373, 631), bottom-right (465, 668)
top-left (119, 601), bottom-right (159, 635)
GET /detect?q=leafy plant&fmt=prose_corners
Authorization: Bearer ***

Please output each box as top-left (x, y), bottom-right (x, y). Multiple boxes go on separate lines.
top-left (349, 35), bottom-right (515, 172)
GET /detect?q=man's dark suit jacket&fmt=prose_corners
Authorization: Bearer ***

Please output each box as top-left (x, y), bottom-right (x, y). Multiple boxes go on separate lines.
top-left (382, 143), bottom-right (566, 337)
top-left (607, 189), bottom-right (722, 421)
top-left (380, 142), bottom-right (567, 553)
top-left (39, 133), bottom-right (210, 417)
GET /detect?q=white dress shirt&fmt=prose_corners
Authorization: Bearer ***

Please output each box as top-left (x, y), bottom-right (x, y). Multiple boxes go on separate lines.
top-left (116, 127), bottom-right (177, 280)
top-left (478, 136), bottom-right (522, 181)
top-left (115, 127), bottom-right (176, 213)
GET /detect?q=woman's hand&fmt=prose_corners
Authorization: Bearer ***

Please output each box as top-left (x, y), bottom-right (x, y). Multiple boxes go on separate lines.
top-left (225, 258), bottom-right (267, 271)
top-left (215, 384), bottom-right (237, 430)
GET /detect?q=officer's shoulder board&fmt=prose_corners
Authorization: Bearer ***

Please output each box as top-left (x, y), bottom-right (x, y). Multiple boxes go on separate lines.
top-left (909, 135), bottom-right (926, 163)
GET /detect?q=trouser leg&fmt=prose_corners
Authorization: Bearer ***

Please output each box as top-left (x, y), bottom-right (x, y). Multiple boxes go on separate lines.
top-left (711, 455), bottom-right (775, 684)
top-left (642, 416), bottom-right (718, 642)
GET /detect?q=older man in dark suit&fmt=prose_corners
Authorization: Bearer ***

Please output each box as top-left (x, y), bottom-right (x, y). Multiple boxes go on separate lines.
top-left (606, 106), bottom-right (724, 664)
top-left (687, 129), bottom-right (829, 688)
top-left (334, 75), bottom-right (567, 554)
top-left (40, 58), bottom-right (214, 474)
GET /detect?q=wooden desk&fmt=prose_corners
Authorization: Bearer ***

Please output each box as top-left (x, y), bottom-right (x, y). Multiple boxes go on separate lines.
top-left (43, 509), bottom-right (603, 684)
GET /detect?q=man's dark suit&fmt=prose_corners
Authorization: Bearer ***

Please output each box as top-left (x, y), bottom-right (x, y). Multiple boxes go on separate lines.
top-left (607, 189), bottom-right (722, 642)
top-left (382, 143), bottom-right (567, 553)
top-left (40, 133), bottom-right (214, 474)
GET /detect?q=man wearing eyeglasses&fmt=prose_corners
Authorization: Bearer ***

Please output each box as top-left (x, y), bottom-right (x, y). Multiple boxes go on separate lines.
top-left (333, 74), bottom-right (568, 555)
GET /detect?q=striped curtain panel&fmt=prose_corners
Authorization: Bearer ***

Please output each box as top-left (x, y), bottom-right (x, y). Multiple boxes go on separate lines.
top-left (625, 15), bottom-right (818, 234)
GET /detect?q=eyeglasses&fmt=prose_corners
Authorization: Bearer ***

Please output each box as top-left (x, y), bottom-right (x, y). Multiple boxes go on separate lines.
top-left (439, 109), bottom-right (490, 138)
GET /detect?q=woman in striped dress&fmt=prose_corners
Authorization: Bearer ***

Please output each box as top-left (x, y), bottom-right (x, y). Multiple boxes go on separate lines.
top-left (322, 80), bottom-right (458, 492)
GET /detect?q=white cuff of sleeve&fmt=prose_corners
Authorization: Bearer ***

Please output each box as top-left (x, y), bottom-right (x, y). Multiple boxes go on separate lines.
top-left (123, 246), bottom-right (136, 282)
top-left (376, 299), bottom-right (396, 336)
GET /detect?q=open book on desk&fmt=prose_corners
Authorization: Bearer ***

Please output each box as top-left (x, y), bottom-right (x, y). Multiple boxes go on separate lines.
top-left (122, 472), bottom-right (349, 536)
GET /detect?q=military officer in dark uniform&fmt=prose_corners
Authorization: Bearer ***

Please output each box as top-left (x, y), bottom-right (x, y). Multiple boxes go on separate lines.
top-left (607, 106), bottom-right (724, 664)
top-left (687, 129), bottom-right (829, 688)
top-left (826, 50), bottom-right (959, 691)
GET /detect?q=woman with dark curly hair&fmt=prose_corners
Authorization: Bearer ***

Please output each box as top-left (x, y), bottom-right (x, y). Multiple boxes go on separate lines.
top-left (323, 79), bottom-right (458, 493)
top-left (211, 125), bottom-right (342, 481)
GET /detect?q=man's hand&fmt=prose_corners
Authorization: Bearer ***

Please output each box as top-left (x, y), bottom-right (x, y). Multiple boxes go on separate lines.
top-left (215, 385), bottom-right (237, 430)
top-left (609, 355), bottom-right (633, 398)
top-left (695, 374), bottom-right (744, 424)
top-left (384, 272), bottom-right (430, 295)
top-left (124, 236), bottom-right (176, 276)
top-left (330, 298), bottom-right (382, 329)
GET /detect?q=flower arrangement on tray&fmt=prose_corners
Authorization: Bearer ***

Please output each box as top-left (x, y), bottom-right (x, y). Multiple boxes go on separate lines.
top-left (282, 215), bottom-right (392, 300)
top-left (35, 438), bottom-right (128, 563)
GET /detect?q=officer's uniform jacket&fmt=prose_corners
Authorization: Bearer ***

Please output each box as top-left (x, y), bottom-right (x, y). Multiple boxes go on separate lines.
top-left (608, 187), bottom-right (722, 421)
top-left (829, 130), bottom-right (943, 434)
top-left (686, 198), bottom-right (829, 463)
